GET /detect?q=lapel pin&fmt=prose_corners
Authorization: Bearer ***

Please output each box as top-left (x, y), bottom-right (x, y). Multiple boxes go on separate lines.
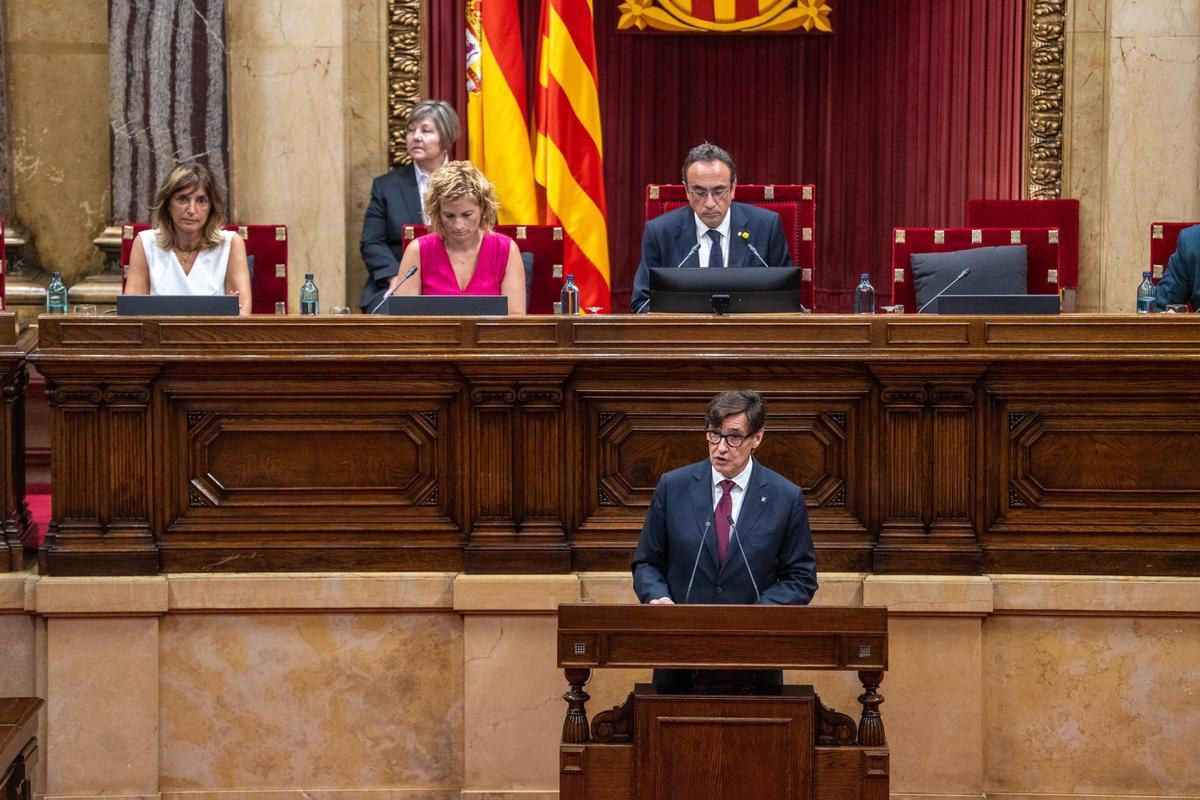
top-left (761, 496), bottom-right (767, 503)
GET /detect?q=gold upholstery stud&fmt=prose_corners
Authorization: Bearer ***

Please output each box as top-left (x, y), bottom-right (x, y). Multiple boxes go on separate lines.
top-left (1153, 264), bottom-right (1164, 279)
top-left (238, 226), bottom-right (249, 239)
top-left (553, 264), bottom-right (563, 278)
top-left (802, 227), bottom-right (813, 241)
top-left (1153, 224), bottom-right (1164, 239)
top-left (404, 226), bottom-right (415, 240)
top-left (275, 227), bottom-right (287, 241)
top-left (649, 185), bottom-right (660, 200)
top-left (971, 229), bottom-right (982, 243)
top-left (764, 186), bottom-right (775, 200)
top-left (894, 268), bottom-right (905, 283)
top-left (801, 268), bottom-right (812, 282)
top-left (1010, 230), bottom-right (1021, 244)
top-left (516, 226), bottom-right (527, 239)
top-left (275, 264), bottom-right (286, 278)
top-left (1047, 269), bottom-right (1058, 284)
top-left (934, 230), bottom-right (945, 244)
top-left (802, 186), bottom-right (813, 201)
top-left (122, 226), bottom-right (134, 240)
top-left (553, 227), bottom-right (563, 241)
top-left (895, 230), bottom-right (906, 244)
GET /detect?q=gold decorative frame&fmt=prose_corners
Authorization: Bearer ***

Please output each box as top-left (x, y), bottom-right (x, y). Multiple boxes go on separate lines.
top-left (1026, 0), bottom-right (1066, 199)
top-left (388, 0), bottom-right (424, 166)
top-left (387, 1), bottom-right (1065, 196)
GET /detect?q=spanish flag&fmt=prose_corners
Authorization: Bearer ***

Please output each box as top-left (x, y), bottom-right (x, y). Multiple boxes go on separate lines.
top-left (535, 0), bottom-right (611, 312)
top-left (466, 0), bottom-right (540, 224)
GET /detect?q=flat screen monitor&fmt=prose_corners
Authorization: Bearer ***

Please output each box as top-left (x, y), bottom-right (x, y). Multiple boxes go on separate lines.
top-left (935, 294), bottom-right (1060, 315)
top-left (648, 267), bottom-right (805, 314)
top-left (117, 295), bottom-right (240, 316)
top-left (386, 296), bottom-right (508, 316)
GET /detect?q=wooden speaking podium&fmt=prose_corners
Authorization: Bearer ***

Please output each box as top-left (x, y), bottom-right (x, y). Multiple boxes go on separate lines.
top-left (557, 604), bottom-right (888, 800)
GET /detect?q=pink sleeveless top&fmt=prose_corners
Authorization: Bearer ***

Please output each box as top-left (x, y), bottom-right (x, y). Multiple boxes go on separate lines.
top-left (417, 231), bottom-right (512, 296)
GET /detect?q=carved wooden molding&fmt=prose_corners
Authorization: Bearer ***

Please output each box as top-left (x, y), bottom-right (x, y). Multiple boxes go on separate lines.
top-left (1027, 0), bottom-right (1066, 198)
top-left (388, 0), bottom-right (424, 167)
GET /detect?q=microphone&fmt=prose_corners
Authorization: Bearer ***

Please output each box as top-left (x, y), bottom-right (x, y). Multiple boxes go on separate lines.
top-left (916, 267), bottom-right (971, 314)
top-left (748, 242), bottom-right (810, 313)
top-left (674, 241), bottom-right (701, 270)
top-left (729, 515), bottom-right (760, 602)
top-left (684, 521), bottom-right (711, 604)
top-left (369, 264), bottom-right (419, 314)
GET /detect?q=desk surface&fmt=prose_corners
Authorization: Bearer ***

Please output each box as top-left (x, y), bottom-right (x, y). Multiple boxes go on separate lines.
top-left (30, 314), bottom-right (1200, 576)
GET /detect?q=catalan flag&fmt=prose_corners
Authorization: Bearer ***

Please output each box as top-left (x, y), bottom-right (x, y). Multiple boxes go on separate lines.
top-left (535, 0), bottom-right (611, 312)
top-left (466, 0), bottom-right (540, 224)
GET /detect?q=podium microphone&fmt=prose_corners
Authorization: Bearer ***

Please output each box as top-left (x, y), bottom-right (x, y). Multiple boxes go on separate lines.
top-left (674, 241), bottom-right (701, 270)
top-left (916, 267), bottom-right (971, 314)
top-left (746, 242), bottom-right (770, 269)
top-left (729, 515), bottom-right (760, 602)
top-left (369, 264), bottom-right (419, 314)
top-left (684, 521), bottom-right (711, 604)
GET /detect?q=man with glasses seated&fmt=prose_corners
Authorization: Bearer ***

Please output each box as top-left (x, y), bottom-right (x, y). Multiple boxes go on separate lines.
top-left (631, 390), bottom-right (818, 693)
top-left (630, 143), bottom-right (794, 313)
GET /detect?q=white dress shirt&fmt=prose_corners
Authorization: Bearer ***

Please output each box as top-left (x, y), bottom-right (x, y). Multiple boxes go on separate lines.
top-left (414, 156), bottom-right (449, 216)
top-left (694, 208), bottom-right (732, 269)
top-left (711, 456), bottom-right (754, 527)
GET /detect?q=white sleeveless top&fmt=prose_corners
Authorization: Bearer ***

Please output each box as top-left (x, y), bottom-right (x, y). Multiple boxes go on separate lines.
top-left (140, 228), bottom-right (233, 296)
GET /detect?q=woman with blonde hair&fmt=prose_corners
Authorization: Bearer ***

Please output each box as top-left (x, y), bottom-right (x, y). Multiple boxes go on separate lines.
top-left (125, 162), bottom-right (252, 315)
top-left (385, 160), bottom-right (525, 314)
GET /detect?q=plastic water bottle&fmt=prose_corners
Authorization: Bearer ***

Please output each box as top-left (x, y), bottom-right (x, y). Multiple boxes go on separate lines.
top-left (45, 272), bottom-right (68, 314)
top-left (854, 273), bottom-right (876, 314)
top-left (560, 274), bottom-right (580, 315)
top-left (1136, 271), bottom-right (1156, 314)
top-left (300, 273), bottom-right (319, 315)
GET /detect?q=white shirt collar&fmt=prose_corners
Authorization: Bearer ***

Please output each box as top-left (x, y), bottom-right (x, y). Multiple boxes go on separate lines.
top-left (414, 156), bottom-right (449, 190)
top-left (712, 456), bottom-right (753, 492)
top-left (694, 208), bottom-right (732, 246)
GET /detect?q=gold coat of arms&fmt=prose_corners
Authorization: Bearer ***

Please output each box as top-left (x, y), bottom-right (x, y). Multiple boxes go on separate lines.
top-left (617, 0), bottom-right (832, 33)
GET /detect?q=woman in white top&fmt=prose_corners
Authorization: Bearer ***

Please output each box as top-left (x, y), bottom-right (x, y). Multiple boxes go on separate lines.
top-left (125, 163), bottom-right (252, 315)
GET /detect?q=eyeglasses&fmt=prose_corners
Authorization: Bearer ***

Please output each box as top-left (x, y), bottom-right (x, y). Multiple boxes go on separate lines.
top-left (688, 186), bottom-right (730, 201)
top-left (705, 429), bottom-right (757, 448)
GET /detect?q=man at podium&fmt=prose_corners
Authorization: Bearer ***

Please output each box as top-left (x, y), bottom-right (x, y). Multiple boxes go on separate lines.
top-left (632, 390), bottom-right (818, 691)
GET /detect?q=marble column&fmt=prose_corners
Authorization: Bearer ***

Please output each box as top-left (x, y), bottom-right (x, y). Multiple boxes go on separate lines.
top-left (0, 0), bottom-right (12, 221)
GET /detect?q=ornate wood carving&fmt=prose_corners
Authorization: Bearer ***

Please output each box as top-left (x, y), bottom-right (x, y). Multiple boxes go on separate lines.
top-left (590, 692), bottom-right (633, 743)
top-left (857, 670), bottom-right (886, 747)
top-left (387, 0), bottom-right (423, 167)
top-left (561, 668), bottom-right (592, 745)
top-left (816, 697), bottom-right (857, 746)
top-left (1027, 0), bottom-right (1066, 198)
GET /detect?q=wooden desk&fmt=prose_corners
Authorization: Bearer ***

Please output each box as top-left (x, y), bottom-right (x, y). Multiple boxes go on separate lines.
top-left (30, 314), bottom-right (1200, 576)
top-left (0, 697), bottom-right (42, 800)
top-left (0, 317), bottom-right (35, 572)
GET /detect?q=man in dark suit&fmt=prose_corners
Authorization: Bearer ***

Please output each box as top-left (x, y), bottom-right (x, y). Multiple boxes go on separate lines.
top-left (1154, 224), bottom-right (1200, 310)
top-left (632, 390), bottom-right (818, 692)
top-left (630, 143), bottom-right (795, 312)
top-left (359, 100), bottom-right (460, 312)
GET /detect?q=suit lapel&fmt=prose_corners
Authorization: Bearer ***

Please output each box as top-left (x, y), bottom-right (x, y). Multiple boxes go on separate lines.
top-left (688, 462), bottom-right (719, 567)
top-left (398, 165), bottom-right (421, 222)
top-left (731, 461), bottom-right (770, 550)
top-left (674, 210), bottom-right (701, 269)
top-left (728, 203), bottom-right (752, 267)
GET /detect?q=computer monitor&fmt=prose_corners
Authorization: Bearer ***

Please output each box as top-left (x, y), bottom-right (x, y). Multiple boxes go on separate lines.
top-left (386, 296), bottom-right (508, 316)
top-left (648, 267), bottom-right (805, 314)
top-left (116, 295), bottom-right (240, 316)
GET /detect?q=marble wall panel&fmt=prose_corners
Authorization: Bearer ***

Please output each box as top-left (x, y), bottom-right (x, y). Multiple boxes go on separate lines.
top-left (1101, 34), bottom-right (1200, 310)
top-left (45, 616), bottom-right (159, 796)
top-left (0, 0), bottom-right (13, 219)
top-left (0, 612), bottom-right (35, 696)
top-left (1065, 30), bottom-right (1107, 312)
top-left (159, 611), bottom-right (463, 790)
top-left (984, 615), bottom-right (1200, 795)
top-left (227, 2), bottom-right (349, 308)
top-left (5, 0), bottom-right (109, 281)
top-left (1110, 0), bottom-right (1200, 37)
top-left (1072, 0), bottom-right (1107, 33)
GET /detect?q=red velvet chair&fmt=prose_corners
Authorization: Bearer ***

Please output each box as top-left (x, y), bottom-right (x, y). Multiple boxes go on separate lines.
top-left (890, 227), bottom-right (1062, 311)
top-left (400, 224), bottom-right (564, 314)
top-left (120, 223), bottom-right (289, 314)
top-left (1150, 222), bottom-right (1200, 283)
top-left (966, 199), bottom-right (1079, 291)
top-left (0, 218), bottom-right (6, 310)
top-left (644, 184), bottom-right (816, 310)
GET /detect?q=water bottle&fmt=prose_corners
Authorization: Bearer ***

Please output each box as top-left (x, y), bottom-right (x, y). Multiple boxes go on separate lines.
top-left (1136, 271), bottom-right (1156, 314)
top-left (560, 274), bottom-right (580, 315)
top-left (854, 273), bottom-right (876, 314)
top-left (300, 273), bottom-right (319, 315)
top-left (45, 272), bottom-right (68, 314)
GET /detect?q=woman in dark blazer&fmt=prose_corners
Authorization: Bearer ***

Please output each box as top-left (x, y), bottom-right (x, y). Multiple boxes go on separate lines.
top-left (359, 100), bottom-right (461, 312)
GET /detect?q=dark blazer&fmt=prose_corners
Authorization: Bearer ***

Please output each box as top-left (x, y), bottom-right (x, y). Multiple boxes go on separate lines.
top-left (630, 202), bottom-right (795, 313)
top-left (359, 165), bottom-right (422, 312)
top-left (632, 459), bottom-right (817, 606)
top-left (1154, 224), bottom-right (1200, 309)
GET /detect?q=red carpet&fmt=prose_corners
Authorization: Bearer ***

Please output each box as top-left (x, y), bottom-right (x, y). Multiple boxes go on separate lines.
top-left (26, 485), bottom-right (50, 547)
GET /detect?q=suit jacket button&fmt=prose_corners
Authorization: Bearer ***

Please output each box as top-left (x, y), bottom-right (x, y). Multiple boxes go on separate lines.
top-left (715, 587), bottom-right (722, 595)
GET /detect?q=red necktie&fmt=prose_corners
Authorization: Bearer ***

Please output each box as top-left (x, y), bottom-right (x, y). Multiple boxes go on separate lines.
top-left (715, 479), bottom-right (734, 563)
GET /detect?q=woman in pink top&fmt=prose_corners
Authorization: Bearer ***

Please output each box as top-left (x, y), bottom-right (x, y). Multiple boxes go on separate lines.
top-left (387, 161), bottom-right (526, 314)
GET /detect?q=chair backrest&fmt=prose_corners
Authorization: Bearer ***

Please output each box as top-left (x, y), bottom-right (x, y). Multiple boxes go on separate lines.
top-left (644, 184), bottom-right (816, 311)
top-left (401, 224), bottom-right (564, 314)
top-left (966, 199), bottom-right (1079, 289)
top-left (121, 223), bottom-right (289, 314)
top-left (1150, 222), bottom-right (1200, 283)
top-left (890, 227), bottom-right (1062, 310)
top-left (0, 218), bottom-right (6, 310)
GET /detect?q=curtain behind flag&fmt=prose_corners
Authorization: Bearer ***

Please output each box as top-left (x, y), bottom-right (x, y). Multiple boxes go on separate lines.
top-left (466, 0), bottom-right (539, 224)
top-left (535, 0), bottom-right (611, 312)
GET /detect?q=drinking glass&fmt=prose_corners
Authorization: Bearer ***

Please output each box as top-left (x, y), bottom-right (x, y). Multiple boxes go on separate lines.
top-left (72, 304), bottom-right (98, 316)
top-left (880, 304), bottom-right (905, 314)
top-left (331, 305), bottom-right (352, 315)
top-left (274, 301), bottom-right (287, 315)
top-left (1165, 304), bottom-right (1189, 314)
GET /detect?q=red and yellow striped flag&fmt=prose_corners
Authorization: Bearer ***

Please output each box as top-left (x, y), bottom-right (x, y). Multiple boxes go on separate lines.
top-left (467, 0), bottom-right (540, 224)
top-left (535, 0), bottom-right (611, 312)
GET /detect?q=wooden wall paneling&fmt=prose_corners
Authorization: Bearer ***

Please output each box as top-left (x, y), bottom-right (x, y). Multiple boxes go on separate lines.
top-left (870, 364), bottom-right (985, 574)
top-left (0, 320), bottom-right (32, 571)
